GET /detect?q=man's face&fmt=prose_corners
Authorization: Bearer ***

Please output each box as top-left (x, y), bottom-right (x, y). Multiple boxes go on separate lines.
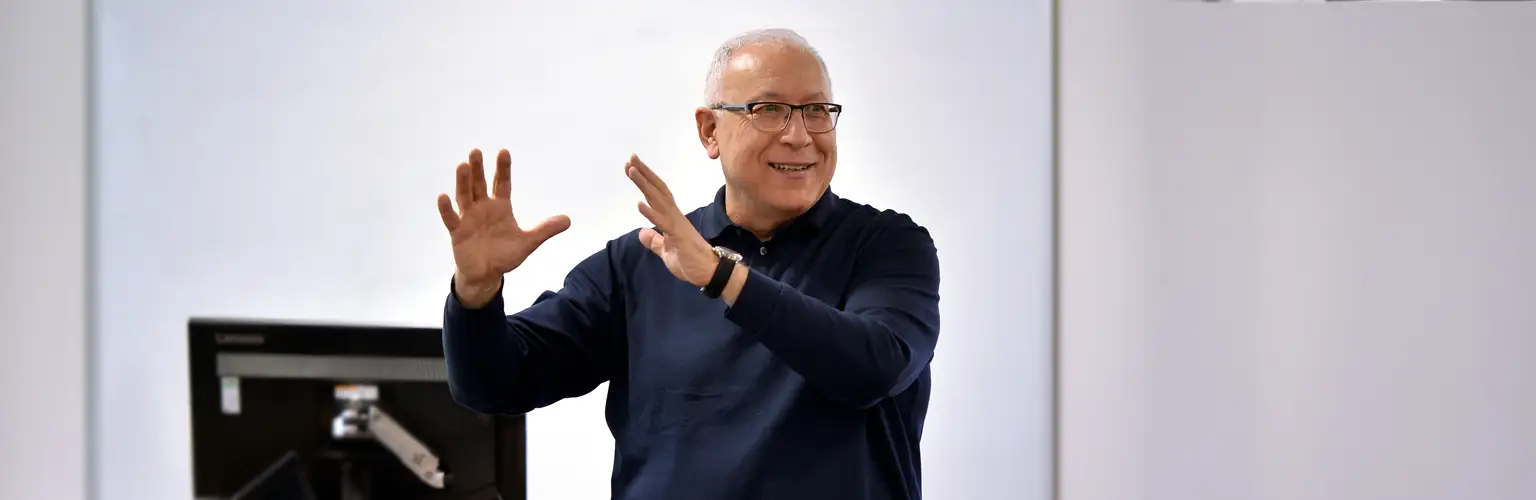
top-left (697, 44), bottom-right (837, 217)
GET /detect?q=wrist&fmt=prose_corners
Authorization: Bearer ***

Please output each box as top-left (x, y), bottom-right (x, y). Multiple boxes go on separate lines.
top-left (699, 246), bottom-right (743, 297)
top-left (692, 244), bottom-right (723, 287)
top-left (453, 272), bottom-right (502, 309)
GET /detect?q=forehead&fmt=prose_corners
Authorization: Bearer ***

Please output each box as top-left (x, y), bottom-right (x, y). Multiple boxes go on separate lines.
top-left (720, 44), bottom-right (830, 103)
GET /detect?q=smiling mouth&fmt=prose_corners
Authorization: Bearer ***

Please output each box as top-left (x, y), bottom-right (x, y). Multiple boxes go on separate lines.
top-left (770, 162), bottom-right (815, 172)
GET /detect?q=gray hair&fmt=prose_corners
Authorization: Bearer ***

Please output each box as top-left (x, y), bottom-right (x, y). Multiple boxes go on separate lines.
top-left (703, 28), bottom-right (832, 106)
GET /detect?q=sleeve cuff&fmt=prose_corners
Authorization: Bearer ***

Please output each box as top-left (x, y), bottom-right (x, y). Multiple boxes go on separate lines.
top-left (723, 267), bottom-right (787, 331)
top-left (445, 275), bottom-right (508, 321)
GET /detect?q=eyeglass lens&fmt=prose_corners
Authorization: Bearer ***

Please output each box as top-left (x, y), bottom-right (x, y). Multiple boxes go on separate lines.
top-left (750, 103), bottom-right (839, 133)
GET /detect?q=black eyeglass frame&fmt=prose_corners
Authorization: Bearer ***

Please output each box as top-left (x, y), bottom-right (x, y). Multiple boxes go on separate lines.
top-left (709, 101), bottom-right (844, 133)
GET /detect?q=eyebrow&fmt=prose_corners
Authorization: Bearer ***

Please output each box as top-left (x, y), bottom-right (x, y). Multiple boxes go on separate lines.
top-left (748, 91), bottom-right (829, 103)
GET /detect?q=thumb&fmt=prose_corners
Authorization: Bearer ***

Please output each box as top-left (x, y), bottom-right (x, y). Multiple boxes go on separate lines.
top-left (638, 227), bottom-right (666, 257)
top-left (526, 215), bottom-right (572, 246)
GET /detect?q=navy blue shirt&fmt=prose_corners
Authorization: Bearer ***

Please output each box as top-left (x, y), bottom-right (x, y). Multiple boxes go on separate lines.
top-left (442, 186), bottom-right (941, 500)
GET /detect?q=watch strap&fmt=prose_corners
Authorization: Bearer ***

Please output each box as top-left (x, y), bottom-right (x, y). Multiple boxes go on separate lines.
top-left (701, 253), bottom-right (736, 298)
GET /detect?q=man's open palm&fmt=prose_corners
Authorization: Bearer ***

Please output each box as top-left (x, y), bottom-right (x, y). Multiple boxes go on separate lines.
top-left (437, 149), bottom-right (570, 290)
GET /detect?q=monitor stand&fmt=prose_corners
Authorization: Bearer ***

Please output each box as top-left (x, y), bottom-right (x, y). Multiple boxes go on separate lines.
top-left (231, 450), bottom-right (319, 500)
top-left (338, 454), bottom-right (371, 500)
top-left (313, 443), bottom-right (404, 500)
top-left (330, 384), bottom-right (449, 494)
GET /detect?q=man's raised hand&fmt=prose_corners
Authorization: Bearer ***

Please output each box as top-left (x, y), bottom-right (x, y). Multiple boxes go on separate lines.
top-left (437, 148), bottom-right (571, 308)
top-left (626, 155), bottom-right (718, 288)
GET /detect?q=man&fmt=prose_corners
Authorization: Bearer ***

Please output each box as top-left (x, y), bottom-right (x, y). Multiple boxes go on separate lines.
top-left (435, 29), bottom-right (940, 500)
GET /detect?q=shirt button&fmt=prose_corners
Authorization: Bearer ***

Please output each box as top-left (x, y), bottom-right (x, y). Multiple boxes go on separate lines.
top-left (759, 247), bottom-right (768, 256)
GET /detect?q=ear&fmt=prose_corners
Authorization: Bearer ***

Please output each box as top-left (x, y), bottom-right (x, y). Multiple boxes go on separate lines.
top-left (695, 107), bottom-right (721, 159)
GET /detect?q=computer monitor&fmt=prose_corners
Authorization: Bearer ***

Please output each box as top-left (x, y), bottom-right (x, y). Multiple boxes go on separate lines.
top-left (188, 318), bottom-right (526, 500)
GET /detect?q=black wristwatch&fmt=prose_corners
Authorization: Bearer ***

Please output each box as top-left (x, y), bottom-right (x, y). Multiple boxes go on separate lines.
top-left (701, 246), bottom-right (743, 298)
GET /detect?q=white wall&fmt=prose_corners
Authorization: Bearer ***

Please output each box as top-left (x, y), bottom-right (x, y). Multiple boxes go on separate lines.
top-left (1, 1), bottom-right (90, 499)
top-left (92, 1), bottom-right (1054, 499)
top-left (1060, 4), bottom-right (1536, 500)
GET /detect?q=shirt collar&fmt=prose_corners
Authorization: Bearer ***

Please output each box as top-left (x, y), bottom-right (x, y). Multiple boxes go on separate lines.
top-left (696, 185), bottom-right (840, 242)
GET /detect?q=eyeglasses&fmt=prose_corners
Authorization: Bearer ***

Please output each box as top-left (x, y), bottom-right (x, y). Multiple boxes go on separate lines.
top-left (710, 101), bottom-right (843, 134)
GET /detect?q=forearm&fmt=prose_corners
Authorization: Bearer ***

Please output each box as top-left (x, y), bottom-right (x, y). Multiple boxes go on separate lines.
top-left (442, 279), bottom-right (523, 414)
top-left (723, 265), bottom-right (938, 408)
top-left (443, 250), bottom-right (624, 416)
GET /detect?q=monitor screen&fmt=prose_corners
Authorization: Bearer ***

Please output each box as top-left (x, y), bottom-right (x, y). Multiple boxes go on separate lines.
top-left (187, 318), bottom-right (526, 500)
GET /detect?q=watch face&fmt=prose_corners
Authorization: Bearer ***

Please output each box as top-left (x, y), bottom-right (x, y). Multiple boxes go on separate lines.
top-left (713, 246), bottom-right (744, 263)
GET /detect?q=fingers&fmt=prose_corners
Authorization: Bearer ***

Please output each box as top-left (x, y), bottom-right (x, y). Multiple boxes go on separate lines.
top-left (627, 156), bottom-right (693, 238)
top-left (526, 214), bottom-right (573, 247)
top-left (627, 164), bottom-right (668, 213)
top-left (455, 162), bottom-right (474, 214)
top-left (627, 155), bottom-right (673, 200)
top-left (469, 149), bottom-right (489, 202)
top-left (493, 149), bottom-right (512, 200)
top-left (637, 201), bottom-right (665, 231)
top-left (437, 193), bottom-right (460, 231)
top-left (630, 175), bottom-right (677, 235)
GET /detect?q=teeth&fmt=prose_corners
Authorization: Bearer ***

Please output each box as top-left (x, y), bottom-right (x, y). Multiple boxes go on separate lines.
top-left (770, 163), bottom-right (813, 171)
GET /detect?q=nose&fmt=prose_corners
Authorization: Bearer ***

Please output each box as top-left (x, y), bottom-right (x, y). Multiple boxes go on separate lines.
top-left (778, 110), bottom-right (814, 149)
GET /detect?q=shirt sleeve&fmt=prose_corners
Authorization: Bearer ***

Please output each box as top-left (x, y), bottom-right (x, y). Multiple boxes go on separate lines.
top-left (724, 214), bottom-right (941, 409)
top-left (442, 241), bottom-right (627, 415)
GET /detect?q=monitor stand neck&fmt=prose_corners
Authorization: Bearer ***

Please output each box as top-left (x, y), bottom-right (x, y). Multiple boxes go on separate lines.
top-left (339, 459), bottom-right (372, 500)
